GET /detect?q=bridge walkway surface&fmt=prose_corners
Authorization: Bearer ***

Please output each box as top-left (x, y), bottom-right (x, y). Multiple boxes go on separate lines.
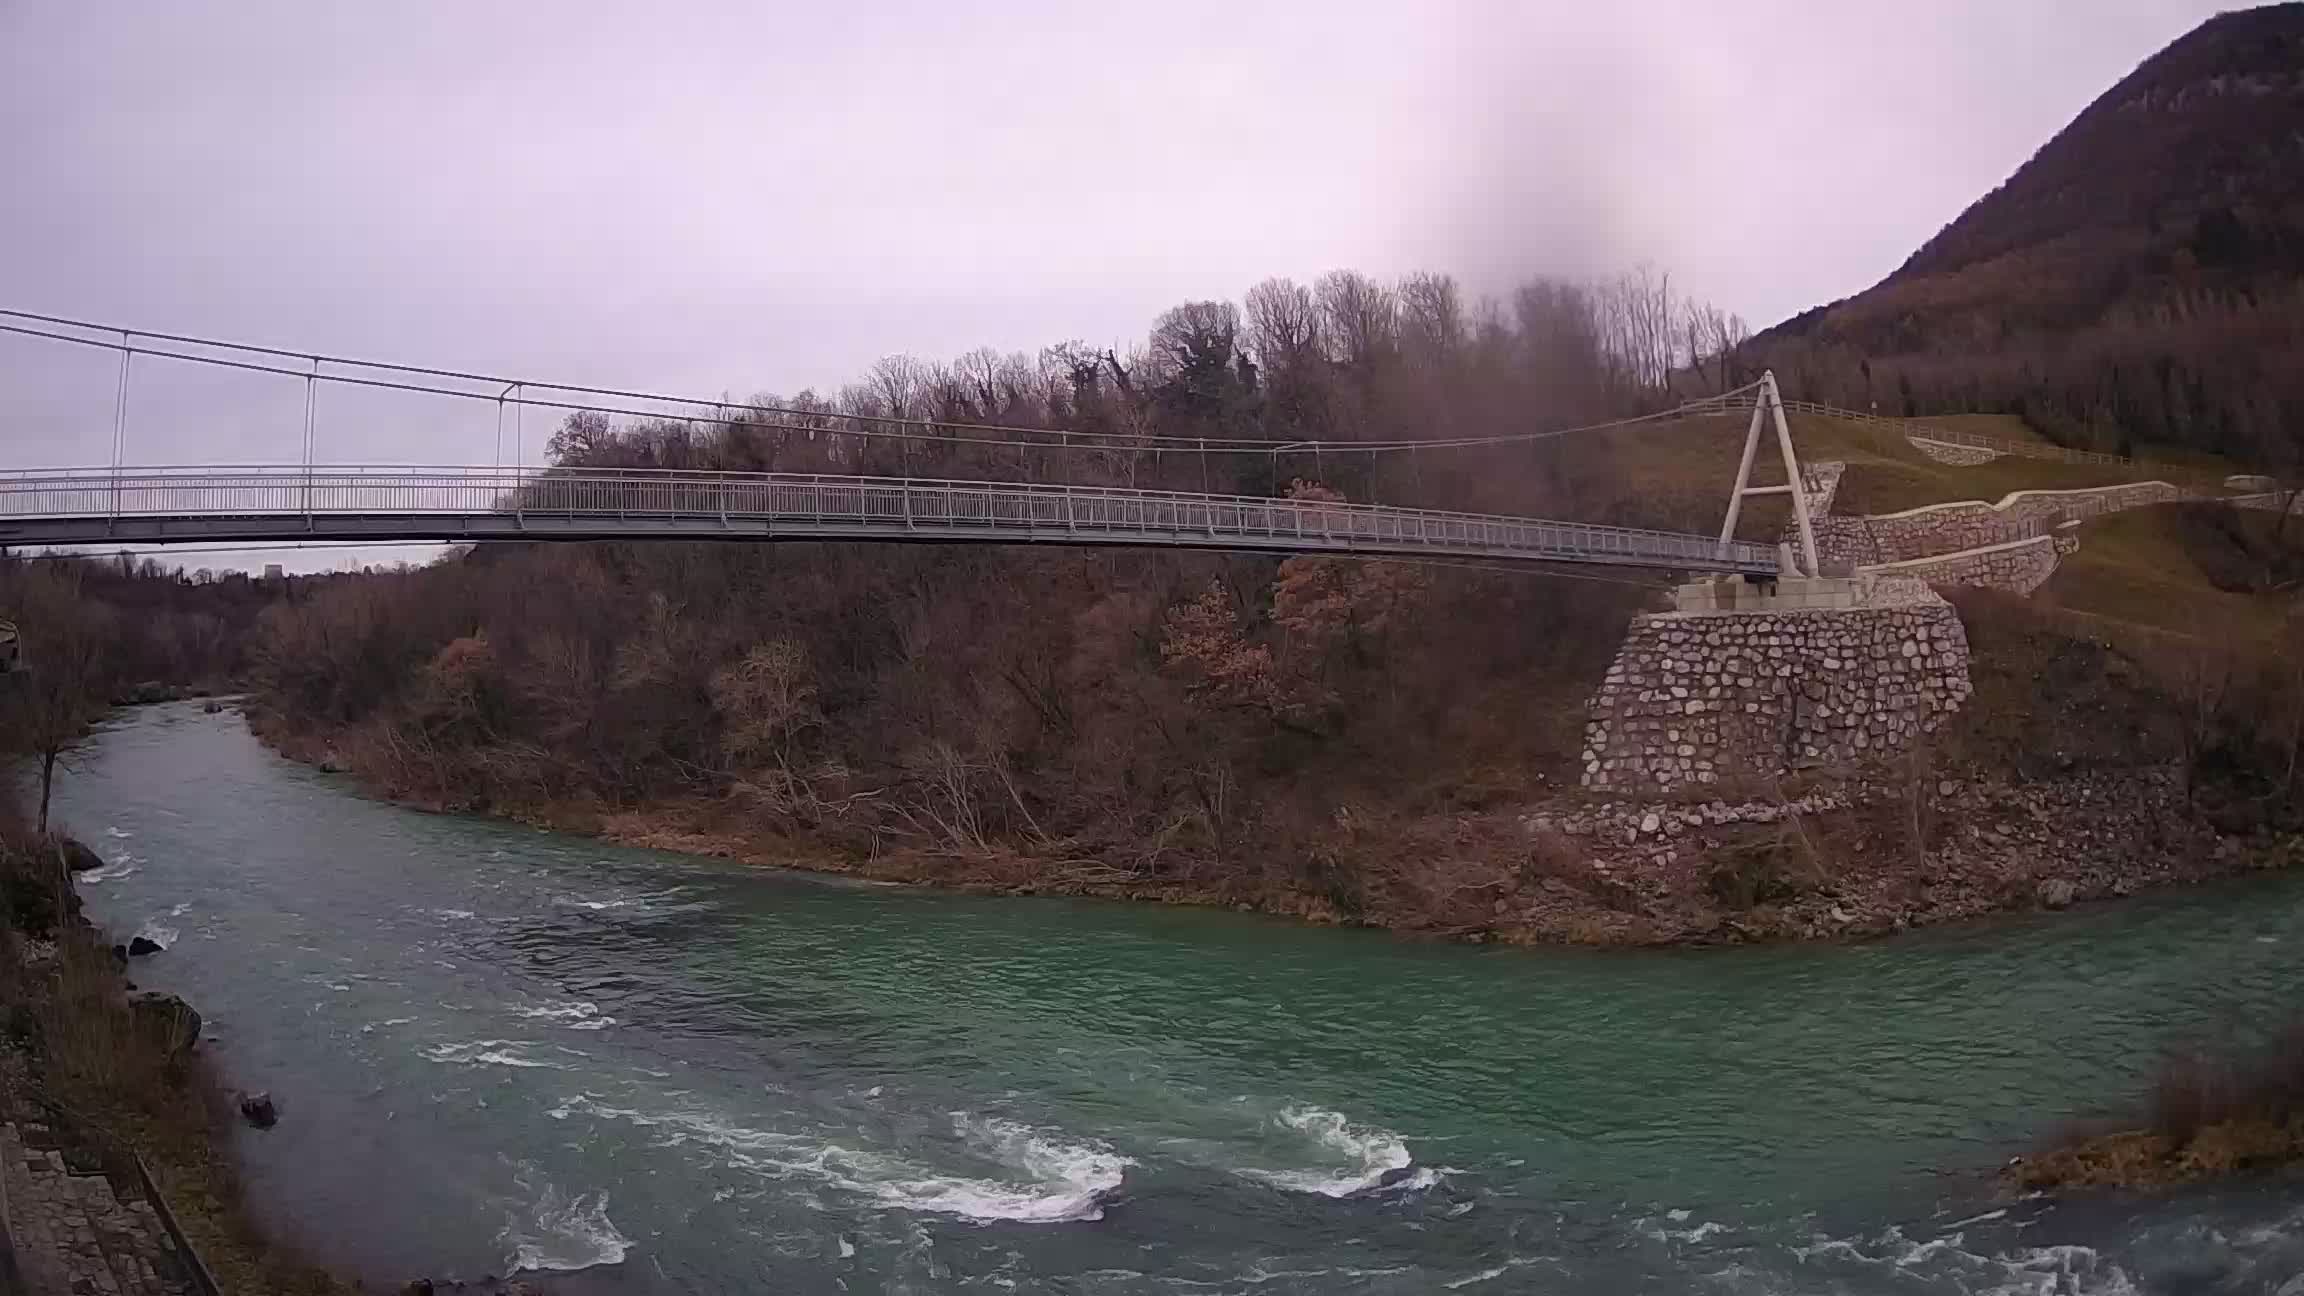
top-left (0, 466), bottom-right (1783, 575)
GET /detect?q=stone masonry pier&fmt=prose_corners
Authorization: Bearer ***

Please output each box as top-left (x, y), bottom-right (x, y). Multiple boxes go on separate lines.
top-left (1581, 579), bottom-right (1972, 792)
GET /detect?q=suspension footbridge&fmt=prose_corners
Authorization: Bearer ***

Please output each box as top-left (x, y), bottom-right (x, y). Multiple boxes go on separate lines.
top-left (0, 464), bottom-right (1777, 572)
top-left (0, 310), bottom-right (1794, 575)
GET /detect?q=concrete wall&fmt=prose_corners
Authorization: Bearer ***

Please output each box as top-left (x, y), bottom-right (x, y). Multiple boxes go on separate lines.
top-left (1582, 597), bottom-right (1972, 792)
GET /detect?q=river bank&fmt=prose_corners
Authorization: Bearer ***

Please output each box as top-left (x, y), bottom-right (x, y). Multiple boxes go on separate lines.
top-left (0, 818), bottom-right (352, 1295)
top-left (250, 708), bottom-right (2298, 946)
top-left (1, 811), bottom-right (577, 1296)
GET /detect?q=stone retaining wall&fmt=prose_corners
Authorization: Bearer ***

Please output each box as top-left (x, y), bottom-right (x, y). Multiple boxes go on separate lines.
top-left (1582, 597), bottom-right (1972, 792)
top-left (1771, 462), bottom-right (1843, 563)
top-left (1859, 532), bottom-right (2078, 596)
top-left (1802, 462), bottom-right (1844, 518)
top-left (1908, 437), bottom-right (2003, 466)
top-left (1812, 480), bottom-right (2194, 565)
top-left (2232, 490), bottom-right (2301, 515)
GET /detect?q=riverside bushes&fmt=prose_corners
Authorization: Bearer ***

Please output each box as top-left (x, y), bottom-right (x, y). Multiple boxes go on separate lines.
top-left (246, 535), bottom-right (1650, 930)
top-left (2011, 1026), bottom-right (2304, 1191)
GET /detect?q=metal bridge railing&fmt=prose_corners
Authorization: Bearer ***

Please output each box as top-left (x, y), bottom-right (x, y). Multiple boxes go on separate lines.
top-left (0, 464), bottom-right (1781, 573)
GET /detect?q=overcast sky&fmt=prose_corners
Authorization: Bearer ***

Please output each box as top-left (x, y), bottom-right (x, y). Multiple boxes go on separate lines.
top-left (0, 0), bottom-right (2237, 568)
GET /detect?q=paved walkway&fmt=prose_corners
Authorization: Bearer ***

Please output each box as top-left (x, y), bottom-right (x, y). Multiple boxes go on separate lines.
top-left (0, 1121), bottom-right (196, 1296)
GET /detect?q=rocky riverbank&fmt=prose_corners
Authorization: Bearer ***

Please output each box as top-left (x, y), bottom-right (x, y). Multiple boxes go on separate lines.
top-left (1504, 766), bottom-right (2286, 943)
top-left (3, 822), bottom-right (584, 1295)
top-left (0, 831), bottom-right (353, 1294)
top-left (254, 707), bottom-right (2292, 946)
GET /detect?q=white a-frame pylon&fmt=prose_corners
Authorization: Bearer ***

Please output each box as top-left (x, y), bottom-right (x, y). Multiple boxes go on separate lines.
top-left (1714, 370), bottom-right (1821, 577)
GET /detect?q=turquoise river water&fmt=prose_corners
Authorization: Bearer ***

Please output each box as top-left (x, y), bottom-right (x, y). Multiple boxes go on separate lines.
top-left (49, 701), bottom-right (2304, 1293)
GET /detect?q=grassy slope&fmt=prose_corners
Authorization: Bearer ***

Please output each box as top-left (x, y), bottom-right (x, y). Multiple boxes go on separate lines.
top-left (1813, 419), bottom-right (2284, 645)
top-left (1575, 405), bottom-right (2276, 649)
top-left (1566, 410), bottom-right (2228, 537)
top-left (1908, 413), bottom-right (2053, 445)
top-left (2043, 506), bottom-right (2301, 644)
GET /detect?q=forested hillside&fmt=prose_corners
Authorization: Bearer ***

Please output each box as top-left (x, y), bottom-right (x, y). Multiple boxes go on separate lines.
top-left (1754, 4), bottom-right (2304, 466)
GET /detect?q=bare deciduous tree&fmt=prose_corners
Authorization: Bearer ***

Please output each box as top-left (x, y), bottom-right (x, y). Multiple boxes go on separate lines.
top-left (1, 567), bottom-right (112, 835)
top-left (1315, 270), bottom-right (1398, 374)
top-left (710, 640), bottom-right (822, 782)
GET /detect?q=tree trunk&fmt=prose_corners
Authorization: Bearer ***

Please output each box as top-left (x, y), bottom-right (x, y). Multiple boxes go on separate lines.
top-left (37, 748), bottom-right (57, 836)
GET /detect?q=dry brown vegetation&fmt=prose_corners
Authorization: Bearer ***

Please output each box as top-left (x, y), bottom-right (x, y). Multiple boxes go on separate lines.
top-left (247, 536), bottom-right (1660, 931)
top-left (2010, 1024), bottom-right (2304, 1192)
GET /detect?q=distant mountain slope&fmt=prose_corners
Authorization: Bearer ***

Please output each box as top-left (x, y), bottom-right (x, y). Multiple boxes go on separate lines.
top-left (1756, 4), bottom-right (2304, 466)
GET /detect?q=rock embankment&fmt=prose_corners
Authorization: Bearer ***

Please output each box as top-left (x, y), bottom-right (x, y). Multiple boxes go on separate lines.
top-left (1515, 767), bottom-right (2267, 943)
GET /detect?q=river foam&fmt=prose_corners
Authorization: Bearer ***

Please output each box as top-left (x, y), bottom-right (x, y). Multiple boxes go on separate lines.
top-left (77, 853), bottom-right (139, 884)
top-left (423, 1039), bottom-right (569, 1070)
top-left (854, 1113), bottom-right (1129, 1224)
top-left (1791, 1227), bottom-right (2138, 1295)
top-left (498, 1174), bottom-right (631, 1273)
top-left (511, 999), bottom-right (617, 1030)
top-left (553, 895), bottom-right (639, 912)
top-left (549, 1095), bottom-right (1128, 1224)
top-left (1236, 1106), bottom-right (1429, 1197)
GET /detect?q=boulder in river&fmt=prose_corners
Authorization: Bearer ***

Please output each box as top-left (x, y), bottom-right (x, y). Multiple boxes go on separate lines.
top-left (2037, 878), bottom-right (2078, 909)
top-left (239, 1091), bottom-right (278, 1129)
top-left (58, 838), bottom-right (107, 873)
top-left (126, 935), bottom-right (163, 957)
top-left (126, 991), bottom-right (201, 1058)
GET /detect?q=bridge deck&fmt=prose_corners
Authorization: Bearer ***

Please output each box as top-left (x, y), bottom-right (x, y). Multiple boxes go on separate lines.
top-left (0, 467), bottom-right (1780, 574)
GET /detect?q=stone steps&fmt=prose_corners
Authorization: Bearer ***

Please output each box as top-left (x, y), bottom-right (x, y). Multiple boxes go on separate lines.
top-left (0, 1122), bottom-right (195, 1296)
